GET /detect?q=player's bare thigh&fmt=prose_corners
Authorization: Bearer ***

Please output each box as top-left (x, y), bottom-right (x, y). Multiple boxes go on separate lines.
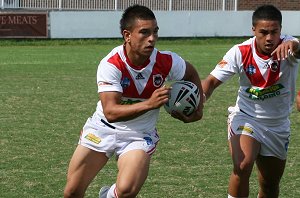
top-left (229, 134), bottom-right (261, 167)
top-left (66, 145), bottom-right (109, 188)
top-left (116, 150), bottom-right (151, 195)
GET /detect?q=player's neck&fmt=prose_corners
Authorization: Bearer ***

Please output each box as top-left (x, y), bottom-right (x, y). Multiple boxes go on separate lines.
top-left (124, 45), bottom-right (149, 68)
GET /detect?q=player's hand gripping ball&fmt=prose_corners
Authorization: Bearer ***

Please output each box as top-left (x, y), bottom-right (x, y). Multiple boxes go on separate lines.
top-left (164, 81), bottom-right (200, 116)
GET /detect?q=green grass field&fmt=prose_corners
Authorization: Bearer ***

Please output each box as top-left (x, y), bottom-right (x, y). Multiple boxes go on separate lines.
top-left (0, 38), bottom-right (299, 198)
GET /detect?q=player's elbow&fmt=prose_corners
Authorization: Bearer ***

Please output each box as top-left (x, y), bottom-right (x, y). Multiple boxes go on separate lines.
top-left (102, 110), bottom-right (119, 123)
top-left (104, 114), bottom-right (119, 123)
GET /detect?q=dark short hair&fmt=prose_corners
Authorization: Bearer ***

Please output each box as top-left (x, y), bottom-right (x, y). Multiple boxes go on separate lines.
top-left (120, 4), bottom-right (156, 35)
top-left (252, 4), bottom-right (282, 27)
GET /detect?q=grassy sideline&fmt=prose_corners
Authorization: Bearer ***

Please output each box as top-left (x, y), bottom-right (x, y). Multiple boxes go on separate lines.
top-left (0, 38), bottom-right (299, 198)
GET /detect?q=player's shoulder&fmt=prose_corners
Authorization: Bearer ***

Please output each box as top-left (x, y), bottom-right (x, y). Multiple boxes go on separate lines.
top-left (100, 45), bottom-right (124, 64)
top-left (106, 45), bottom-right (123, 59)
top-left (222, 38), bottom-right (254, 56)
top-left (157, 49), bottom-right (173, 57)
top-left (156, 49), bottom-right (184, 62)
top-left (229, 37), bottom-right (254, 56)
top-left (154, 49), bottom-right (176, 62)
top-left (236, 37), bottom-right (254, 48)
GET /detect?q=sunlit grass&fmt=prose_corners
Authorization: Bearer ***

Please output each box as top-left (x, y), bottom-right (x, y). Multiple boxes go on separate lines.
top-left (0, 38), bottom-right (299, 198)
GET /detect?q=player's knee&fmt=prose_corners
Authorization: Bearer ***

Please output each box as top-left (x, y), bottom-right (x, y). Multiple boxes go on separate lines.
top-left (63, 185), bottom-right (84, 198)
top-left (260, 179), bottom-right (280, 197)
top-left (233, 159), bottom-right (254, 177)
top-left (116, 183), bottom-right (139, 198)
top-left (259, 184), bottom-right (280, 197)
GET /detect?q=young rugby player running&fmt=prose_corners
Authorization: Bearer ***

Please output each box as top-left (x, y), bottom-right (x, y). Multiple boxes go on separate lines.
top-left (63, 4), bottom-right (204, 198)
top-left (202, 4), bottom-right (300, 198)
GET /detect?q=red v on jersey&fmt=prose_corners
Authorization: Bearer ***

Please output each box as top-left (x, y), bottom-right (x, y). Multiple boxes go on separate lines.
top-left (239, 45), bottom-right (280, 88)
top-left (107, 51), bottom-right (172, 99)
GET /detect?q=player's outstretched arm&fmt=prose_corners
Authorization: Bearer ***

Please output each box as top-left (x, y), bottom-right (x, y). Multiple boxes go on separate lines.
top-left (201, 74), bottom-right (223, 101)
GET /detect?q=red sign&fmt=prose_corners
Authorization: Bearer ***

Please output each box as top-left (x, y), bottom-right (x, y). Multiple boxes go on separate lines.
top-left (0, 12), bottom-right (48, 38)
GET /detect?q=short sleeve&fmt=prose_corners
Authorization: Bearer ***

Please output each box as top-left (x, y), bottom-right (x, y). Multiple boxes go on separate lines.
top-left (166, 52), bottom-right (186, 81)
top-left (97, 61), bottom-right (123, 93)
top-left (210, 45), bottom-right (241, 82)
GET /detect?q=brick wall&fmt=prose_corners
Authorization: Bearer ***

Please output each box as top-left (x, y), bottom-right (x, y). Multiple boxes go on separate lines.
top-left (238, 0), bottom-right (300, 10)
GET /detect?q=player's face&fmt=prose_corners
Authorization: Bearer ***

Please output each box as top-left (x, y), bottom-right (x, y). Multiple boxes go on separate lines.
top-left (124, 19), bottom-right (159, 62)
top-left (252, 20), bottom-right (281, 55)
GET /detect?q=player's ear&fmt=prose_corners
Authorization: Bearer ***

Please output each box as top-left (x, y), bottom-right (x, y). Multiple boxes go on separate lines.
top-left (251, 26), bottom-right (257, 36)
top-left (123, 30), bottom-right (131, 43)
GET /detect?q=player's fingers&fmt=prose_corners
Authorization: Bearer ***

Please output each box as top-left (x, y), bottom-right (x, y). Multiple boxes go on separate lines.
top-left (158, 86), bottom-right (171, 95)
top-left (278, 45), bottom-right (286, 60)
top-left (171, 111), bottom-right (188, 122)
top-left (152, 87), bottom-right (169, 98)
top-left (271, 46), bottom-right (280, 60)
top-left (283, 42), bottom-right (291, 59)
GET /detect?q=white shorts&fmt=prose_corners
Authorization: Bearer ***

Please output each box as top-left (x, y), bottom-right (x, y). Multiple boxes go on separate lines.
top-left (227, 109), bottom-right (290, 160)
top-left (78, 117), bottom-right (160, 158)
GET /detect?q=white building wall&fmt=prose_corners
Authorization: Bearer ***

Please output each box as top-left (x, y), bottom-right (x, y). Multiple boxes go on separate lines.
top-left (49, 11), bottom-right (300, 38)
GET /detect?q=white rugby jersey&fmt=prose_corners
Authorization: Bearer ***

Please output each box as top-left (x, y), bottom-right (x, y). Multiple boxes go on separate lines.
top-left (211, 36), bottom-right (299, 120)
top-left (94, 45), bottom-right (186, 132)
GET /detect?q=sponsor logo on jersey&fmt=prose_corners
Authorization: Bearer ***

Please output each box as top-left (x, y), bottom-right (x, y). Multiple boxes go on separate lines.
top-left (121, 98), bottom-right (142, 105)
top-left (246, 84), bottom-right (284, 100)
top-left (217, 60), bottom-right (227, 68)
top-left (98, 82), bottom-right (111, 86)
top-left (121, 77), bottom-right (130, 89)
top-left (237, 126), bottom-right (253, 134)
top-left (135, 73), bottom-right (145, 80)
top-left (245, 64), bottom-right (256, 75)
top-left (85, 133), bottom-right (101, 144)
top-left (153, 74), bottom-right (163, 87)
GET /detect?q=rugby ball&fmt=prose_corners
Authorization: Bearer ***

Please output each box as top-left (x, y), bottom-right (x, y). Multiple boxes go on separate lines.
top-left (164, 81), bottom-right (200, 116)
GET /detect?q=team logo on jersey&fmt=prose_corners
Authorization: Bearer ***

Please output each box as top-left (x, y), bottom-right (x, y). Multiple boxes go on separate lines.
top-left (135, 73), bottom-right (145, 80)
top-left (270, 61), bottom-right (279, 72)
top-left (121, 77), bottom-right (130, 89)
top-left (144, 136), bottom-right (153, 145)
top-left (245, 65), bottom-right (256, 75)
top-left (153, 74), bottom-right (163, 87)
top-left (263, 60), bottom-right (279, 72)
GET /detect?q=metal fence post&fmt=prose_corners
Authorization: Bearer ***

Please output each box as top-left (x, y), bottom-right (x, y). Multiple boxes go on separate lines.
top-left (59, 0), bottom-right (62, 10)
top-left (1, 0), bottom-right (4, 9)
top-left (234, 0), bottom-right (237, 11)
top-left (115, 0), bottom-right (118, 10)
top-left (168, 0), bottom-right (172, 11)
